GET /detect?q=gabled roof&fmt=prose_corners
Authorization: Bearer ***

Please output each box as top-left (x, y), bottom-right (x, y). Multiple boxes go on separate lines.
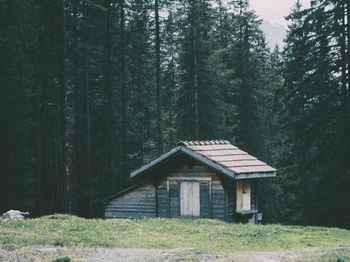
top-left (131, 140), bottom-right (276, 180)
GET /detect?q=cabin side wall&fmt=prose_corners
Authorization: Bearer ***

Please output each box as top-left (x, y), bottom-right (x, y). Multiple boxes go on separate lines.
top-left (105, 183), bottom-right (156, 218)
top-left (233, 179), bottom-right (258, 223)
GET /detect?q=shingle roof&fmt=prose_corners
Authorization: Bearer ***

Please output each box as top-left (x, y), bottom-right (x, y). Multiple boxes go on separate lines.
top-left (179, 140), bottom-right (276, 174)
top-left (130, 140), bottom-right (276, 179)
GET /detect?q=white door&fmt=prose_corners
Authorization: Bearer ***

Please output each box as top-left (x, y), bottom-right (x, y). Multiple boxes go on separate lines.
top-left (180, 181), bottom-right (200, 216)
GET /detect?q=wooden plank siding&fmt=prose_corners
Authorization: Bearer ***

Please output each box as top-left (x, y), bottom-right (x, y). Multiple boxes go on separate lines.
top-left (251, 180), bottom-right (257, 210)
top-left (156, 179), bottom-right (168, 217)
top-left (228, 180), bottom-right (236, 222)
top-left (211, 177), bottom-right (225, 220)
top-left (169, 180), bottom-right (180, 217)
top-left (200, 181), bottom-right (210, 218)
top-left (105, 160), bottom-right (234, 222)
top-left (105, 183), bottom-right (156, 218)
top-left (165, 163), bottom-right (227, 221)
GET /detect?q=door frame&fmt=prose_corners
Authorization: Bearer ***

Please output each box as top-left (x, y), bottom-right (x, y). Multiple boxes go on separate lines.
top-left (167, 177), bottom-right (212, 218)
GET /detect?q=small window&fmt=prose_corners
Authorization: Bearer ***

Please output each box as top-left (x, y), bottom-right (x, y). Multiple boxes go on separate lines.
top-left (236, 180), bottom-right (251, 211)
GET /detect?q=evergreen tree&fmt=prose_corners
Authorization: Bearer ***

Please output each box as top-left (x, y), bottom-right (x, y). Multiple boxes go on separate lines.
top-left (281, 0), bottom-right (350, 227)
top-left (176, 0), bottom-right (219, 140)
top-left (0, 0), bottom-right (38, 214)
top-left (161, 7), bottom-right (179, 149)
top-left (230, 0), bottom-right (269, 154)
top-left (127, 0), bottom-right (156, 165)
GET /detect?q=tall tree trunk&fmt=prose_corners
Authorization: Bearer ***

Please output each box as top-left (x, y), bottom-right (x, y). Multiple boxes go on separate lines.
top-left (155, 0), bottom-right (163, 155)
top-left (193, 35), bottom-right (199, 140)
top-left (340, 1), bottom-right (349, 114)
top-left (72, 1), bottom-right (81, 215)
top-left (103, 0), bottom-right (113, 194)
top-left (191, 0), bottom-right (199, 139)
top-left (59, 0), bottom-right (69, 213)
top-left (120, 0), bottom-right (127, 177)
top-left (36, 0), bottom-right (57, 215)
top-left (346, 1), bottom-right (350, 114)
top-left (72, 1), bottom-right (89, 217)
top-left (237, 15), bottom-right (249, 150)
top-left (84, 40), bottom-right (92, 217)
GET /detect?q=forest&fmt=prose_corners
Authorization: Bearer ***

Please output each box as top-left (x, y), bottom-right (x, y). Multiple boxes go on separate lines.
top-left (0, 0), bottom-right (349, 228)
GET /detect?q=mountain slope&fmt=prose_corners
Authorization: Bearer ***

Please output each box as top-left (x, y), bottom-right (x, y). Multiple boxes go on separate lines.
top-left (260, 20), bottom-right (286, 49)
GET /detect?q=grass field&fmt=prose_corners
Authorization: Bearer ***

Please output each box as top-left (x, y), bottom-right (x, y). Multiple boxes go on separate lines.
top-left (1, 215), bottom-right (350, 261)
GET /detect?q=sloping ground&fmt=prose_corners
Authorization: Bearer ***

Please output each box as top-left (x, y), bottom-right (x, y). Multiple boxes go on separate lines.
top-left (2, 246), bottom-right (350, 262)
top-left (0, 215), bottom-right (349, 261)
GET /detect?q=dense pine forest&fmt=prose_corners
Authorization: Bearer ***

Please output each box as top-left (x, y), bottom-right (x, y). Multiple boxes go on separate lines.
top-left (0, 0), bottom-right (349, 228)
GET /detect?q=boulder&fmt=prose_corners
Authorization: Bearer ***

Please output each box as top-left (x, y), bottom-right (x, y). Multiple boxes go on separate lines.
top-left (2, 210), bottom-right (30, 219)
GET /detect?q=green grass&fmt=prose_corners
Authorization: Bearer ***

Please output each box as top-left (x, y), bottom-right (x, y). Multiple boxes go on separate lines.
top-left (0, 214), bottom-right (349, 254)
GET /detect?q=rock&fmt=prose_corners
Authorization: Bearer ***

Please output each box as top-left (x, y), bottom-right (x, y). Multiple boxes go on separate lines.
top-left (2, 210), bottom-right (30, 219)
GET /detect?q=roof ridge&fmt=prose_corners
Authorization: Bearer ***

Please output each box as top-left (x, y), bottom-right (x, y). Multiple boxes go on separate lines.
top-left (178, 140), bottom-right (230, 146)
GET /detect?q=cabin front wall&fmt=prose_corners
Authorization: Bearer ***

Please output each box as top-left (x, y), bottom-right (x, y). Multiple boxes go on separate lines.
top-left (155, 161), bottom-right (232, 221)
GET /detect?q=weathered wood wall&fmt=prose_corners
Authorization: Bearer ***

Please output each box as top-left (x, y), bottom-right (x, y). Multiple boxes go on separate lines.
top-left (211, 176), bottom-right (226, 220)
top-left (155, 160), bottom-right (228, 221)
top-left (228, 180), bottom-right (235, 222)
top-left (200, 180), bottom-right (210, 218)
top-left (105, 155), bottom-right (234, 222)
top-left (156, 179), bottom-right (168, 217)
top-left (251, 180), bottom-right (257, 210)
top-left (105, 183), bottom-right (156, 218)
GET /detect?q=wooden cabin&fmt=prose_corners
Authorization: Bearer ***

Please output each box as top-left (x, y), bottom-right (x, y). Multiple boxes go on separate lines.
top-left (104, 140), bottom-right (276, 223)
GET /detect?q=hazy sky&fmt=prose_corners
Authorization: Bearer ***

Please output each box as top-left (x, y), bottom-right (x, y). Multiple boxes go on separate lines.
top-left (250, 0), bottom-right (311, 26)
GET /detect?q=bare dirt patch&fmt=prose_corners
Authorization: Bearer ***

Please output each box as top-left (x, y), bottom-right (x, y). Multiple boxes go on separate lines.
top-left (1, 245), bottom-right (347, 262)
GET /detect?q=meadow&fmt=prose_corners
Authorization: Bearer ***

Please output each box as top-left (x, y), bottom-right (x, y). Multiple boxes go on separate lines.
top-left (1, 215), bottom-right (350, 261)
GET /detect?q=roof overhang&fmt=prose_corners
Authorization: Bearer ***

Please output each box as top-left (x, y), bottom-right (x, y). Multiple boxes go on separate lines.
top-left (130, 146), bottom-right (275, 180)
top-left (130, 146), bottom-right (184, 178)
top-left (235, 172), bottom-right (276, 179)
